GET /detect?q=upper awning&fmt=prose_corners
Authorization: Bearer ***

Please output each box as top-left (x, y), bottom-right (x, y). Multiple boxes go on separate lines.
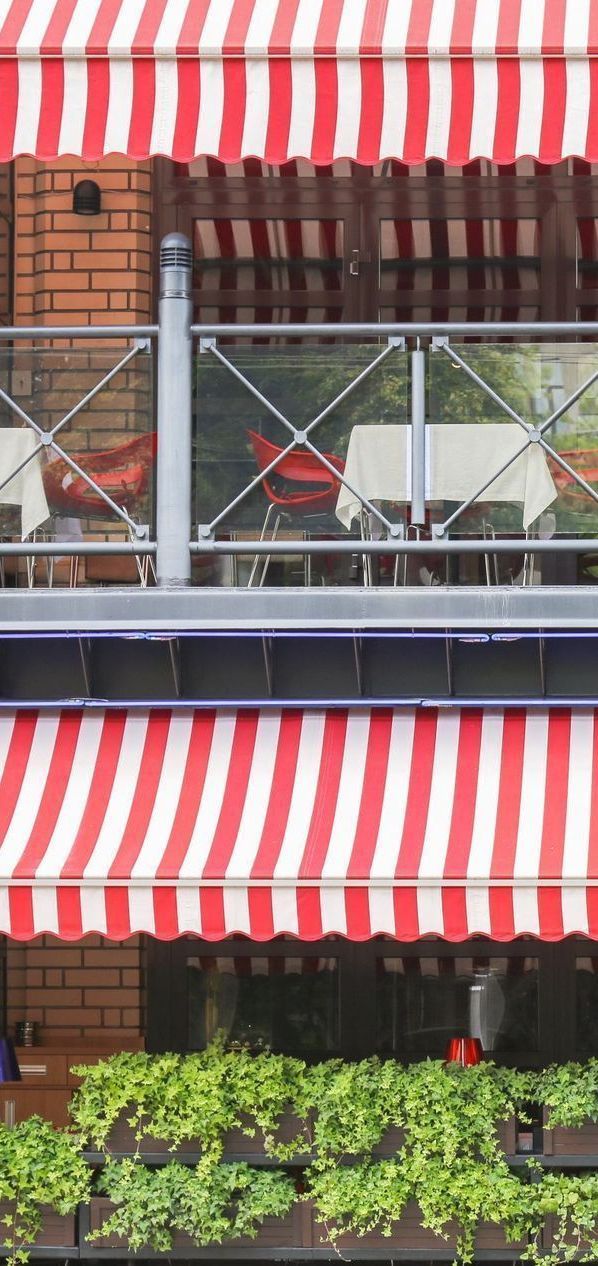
top-left (0, 707), bottom-right (596, 943)
top-left (3, 0), bottom-right (598, 165)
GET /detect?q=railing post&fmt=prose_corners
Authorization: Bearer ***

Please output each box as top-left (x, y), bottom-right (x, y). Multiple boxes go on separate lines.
top-left (410, 347), bottom-right (426, 527)
top-left (156, 232), bottom-right (193, 586)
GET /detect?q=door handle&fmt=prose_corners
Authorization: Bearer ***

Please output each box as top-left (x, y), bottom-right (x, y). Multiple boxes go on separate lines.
top-left (349, 249), bottom-right (360, 277)
top-left (4, 1100), bottom-right (16, 1128)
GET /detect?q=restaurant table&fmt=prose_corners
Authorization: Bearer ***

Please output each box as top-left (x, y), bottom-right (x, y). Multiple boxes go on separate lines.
top-left (335, 423), bottom-right (558, 532)
top-left (0, 428), bottom-right (50, 539)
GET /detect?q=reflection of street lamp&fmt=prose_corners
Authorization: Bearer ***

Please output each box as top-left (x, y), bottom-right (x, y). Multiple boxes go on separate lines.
top-left (468, 971), bottom-right (505, 1052)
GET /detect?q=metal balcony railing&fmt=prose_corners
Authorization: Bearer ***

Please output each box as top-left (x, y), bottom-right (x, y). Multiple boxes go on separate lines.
top-left (2, 237), bottom-right (598, 594)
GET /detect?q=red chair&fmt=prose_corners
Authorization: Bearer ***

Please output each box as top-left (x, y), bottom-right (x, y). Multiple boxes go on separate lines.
top-left (42, 432), bottom-right (157, 519)
top-left (246, 428), bottom-right (345, 585)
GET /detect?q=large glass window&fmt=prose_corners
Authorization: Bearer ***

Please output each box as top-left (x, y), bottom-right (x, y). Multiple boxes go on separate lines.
top-left (575, 955), bottom-right (598, 1055)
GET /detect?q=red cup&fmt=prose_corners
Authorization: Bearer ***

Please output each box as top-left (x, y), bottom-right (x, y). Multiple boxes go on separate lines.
top-left (444, 1037), bottom-right (483, 1067)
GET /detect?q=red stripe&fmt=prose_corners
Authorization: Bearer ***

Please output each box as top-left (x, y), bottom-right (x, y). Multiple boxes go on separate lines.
top-left (393, 887), bottom-right (419, 938)
top-left (108, 711), bottom-right (172, 878)
top-left (587, 60), bottom-right (598, 160)
top-left (224, 0), bottom-right (257, 53)
top-left (131, 0), bottom-right (169, 53)
top-left (86, 0), bottom-right (123, 54)
top-left (403, 59), bottom-right (430, 164)
top-left (496, 0), bottom-right (522, 53)
top-left (395, 710), bottom-right (437, 878)
top-left (13, 712), bottom-right (83, 878)
top-left (542, 0), bottom-right (567, 54)
top-left (357, 57), bottom-right (384, 163)
top-left (589, 0), bottom-right (598, 55)
top-left (539, 59), bottom-right (567, 162)
top-left (299, 712), bottom-right (348, 878)
top-left (451, 0), bottom-right (477, 52)
top-left (269, 0), bottom-right (300, 53)
top-left (82, 59), bottom-right (110, 157)
top-left (444, 710), bottom-right (483, 878)
top-left (156, 711), bottom-right (216, 878)
top-left (153, 886), bottom-right (178, 938)
top-left (361, 0), bottom-right (389, 52)
top-left (104, 887), bottom-right (131, 939)
top-left (8, 887), bottom-right (34, 940)
top-left (39, 0), bottom-right (79, 52)
top-left (173, 59), bottom-right (201, 160)
top-left (538, 888), bottom-right (563, 940)
top-left (345, 887), bottom-right (371, 938)
top-left (56, 887), bottom-right (83, 939)
top-left (491, 710), bottom-right (526, 879)
top-left (0, 59), bottom-right (19, 158)
top-left (296, 887), bottom-right (322, 937)
top-left (447, 58), bottom-right (474, 164)
top-left (587, 888), bottom-right (598, 939)
top-left (251, 710), bottom-right (303, 878)
top-left (248, 887), bottom-right (274, 938)
top-left (202, 711), bottom-right (260, 878)
top-left (128, 59), bottom-right (157, 156)
top-left (61, 711), bottom-right (127, 879)
top-left (36, 60), bottom-right (65, 158)
top-left (347, 709), bottom-right (393, 878)
top-left (219, 59), bottom-right (247, 161)
top-left (489, 886), bottom-right (515, 939)
top-left (406, 0), bottom-right (434, 52)
top-left (494, 59), bottom-right (520, 161)
top-left (177, 0), bottom-right (212, 51)
top-left (199, 886), bottom-right (226, 938)
top-left (0, 712), bottom-right (37, 847)
top-left (311, 0), bottom-right (344, 162)
top-left (264, 58), bottom-right (293, 162)
top-left (539, 711), bottom-right (571, 879)
top-left (0, 0), bottom-right (34, 53)
top-left (441, 887), bottom-right (468, 939)
top-left (586, 714), bottom-right (598, 885)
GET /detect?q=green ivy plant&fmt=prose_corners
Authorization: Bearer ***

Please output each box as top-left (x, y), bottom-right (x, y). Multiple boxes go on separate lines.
top-left (92, 1158), bottom-right (296, 1252)
top-left (541, 1060), bottom-right (598, 1127)
top-left (0, 1117), bottom-right (90, 1266)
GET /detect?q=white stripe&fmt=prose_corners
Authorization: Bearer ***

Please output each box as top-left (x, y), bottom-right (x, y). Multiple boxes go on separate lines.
top-left (58, 59), bottom-right (89, 154)
top-left (516, 57), bottom-right (545, 155)
top-left (512, 885), bottom-right (540, 935)
top-left (564, 0), bottom-right (590, 54)
top-left (274, 712), bottom-right (326, 878)
top-left (0, 714), bottom-right (60, 877)
top-left (15, 0), bottom-right (53, 52)
top-left (426, 57), bottom-right (452, 159)
top-left (178, 712), bottom-right (236, 878)
top-left (128, 885), bottom-right (155, 934)
top-left (241, 58), bottom-right (272, 156)
top-left (195, 59), bottom-right (225, 156)
top-left (32, 885), bottom-right (59, 935)
top-left (176, 886), bottom-right (201, 934)
top-left (562, 58), bottom-right (591, 158)
top-left (287, 58), bottom-right (316, 157)
top-left (320, 886), bottom-right (347, 935)
top-left (244, 0), bottom-right (280, 56)
top-left (198, 0), bottom-right (236, 54)
top-left (381, 0), bottom-right (413, 54)
top-left (104, 60), bottom-right (134, 153)
top-left (518, 0), bottom-right (545, 54)
top-left (336, 0), bottom-right (368, 55)
top-left (131, 713), bottom-right (193, 879)
top-left (272, 886), bottom-right (299, 935)
top-left (380, 57), bottom-right (408, 159)
top-left (562, 710), bottom-right (593, 877)
top-left (80, 886), bottom-right (107, 936)
top-left (514, 711), bottom-right (549, 879)
top-left (0, 714), bottom-right (18, 788)
top-left (561, 886), bottom-right (589, 936)
top-left (225, 712), bottom-right (282, 879)
top-left (150, 58), bottom-right (180, 154)
top-left (466, 885), bottom-right (492, 935)
top-left (0, 885), bottom-right (9, 935)
top-left (36, 715), bottom-right (105, 878)
top-left (471, 0), bottom-right (500, 55)
top-left (334, 58), bottom-right (363, 158)
top-left (13, 60), bottom-right (42, 153)
top-left (290, 0), bottom-right (324, 55)
top-left (62, 0), bottom-right (104, 54)
top-left (223, 885), bottom-right (251, 935)
top-left (370, 711), bottom-right (416, 879)
top-left (468, 712), bottom-right (504, 879)
top-left (470, 60), bottom-right (498, 159)
top-left (83, 712), bottom-right (150, 879)
top-left (154, 0), bottom-right (191, 55)
top-left (322, 712), bottom-right (371, 879)
top-left (368, 886), bottom-right (396, 935)
top-left (416, 886), bottom-right (444, 935)
top-left (428, 0), bottom-right (456, 55)
top-left (419, 711), bottom-right (461, 878)
top-left (107, 0), bottom-right (147, 53)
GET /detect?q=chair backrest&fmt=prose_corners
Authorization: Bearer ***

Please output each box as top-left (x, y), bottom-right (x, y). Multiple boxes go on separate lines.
top-left (247, 429), bottom-right (344, 509)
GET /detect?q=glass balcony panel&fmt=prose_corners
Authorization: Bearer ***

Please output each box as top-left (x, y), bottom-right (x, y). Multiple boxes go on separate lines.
top-left (376, 955), bottom-right (540, 1057)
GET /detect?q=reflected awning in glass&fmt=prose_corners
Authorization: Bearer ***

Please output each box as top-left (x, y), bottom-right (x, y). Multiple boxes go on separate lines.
top-left (0, 707), bottom-right (596, 942)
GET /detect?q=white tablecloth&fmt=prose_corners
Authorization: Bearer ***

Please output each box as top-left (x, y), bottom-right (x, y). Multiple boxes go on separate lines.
top-left (0, 429), bottom-right (50, 539)
top-left (335, 423), bottom-right (558, 532)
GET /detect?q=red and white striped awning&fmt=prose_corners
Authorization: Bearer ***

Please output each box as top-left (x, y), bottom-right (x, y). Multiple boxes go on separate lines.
top-left (3, 0), bottom-right (598, 165)
top-left (0, 707), bottom-right (597, 943)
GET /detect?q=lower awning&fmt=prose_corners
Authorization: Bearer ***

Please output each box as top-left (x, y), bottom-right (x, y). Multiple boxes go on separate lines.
top-left (0, 707), bottom-right (596, 942)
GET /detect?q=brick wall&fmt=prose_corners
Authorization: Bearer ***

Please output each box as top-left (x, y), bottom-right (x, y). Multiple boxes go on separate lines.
top-left (5, 936), bottom-right (145, 1042)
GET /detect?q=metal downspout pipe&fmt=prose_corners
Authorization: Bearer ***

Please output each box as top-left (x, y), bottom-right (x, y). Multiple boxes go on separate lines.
top-left (156, 233), bottom-right (193, 586)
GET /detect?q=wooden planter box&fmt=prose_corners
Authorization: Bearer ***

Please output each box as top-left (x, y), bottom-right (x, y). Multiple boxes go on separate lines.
top-left (307, 1200), bottom-right (527, 1255)
top-left (0, 1203), bottom-right (77, 1250)
top-left (88, 1197), bottom-right (307, 1252)
top-left (543, 1109), bottom-right (598, 1156)
top-left (103, 1109), bottom-right (310, 1158)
